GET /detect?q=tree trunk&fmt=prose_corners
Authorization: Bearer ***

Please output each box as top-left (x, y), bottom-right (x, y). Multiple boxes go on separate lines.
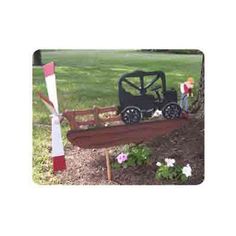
top-left (190, 54), bottom-right (204, 119)
top-left (33, 50), bottom-right (42, 66)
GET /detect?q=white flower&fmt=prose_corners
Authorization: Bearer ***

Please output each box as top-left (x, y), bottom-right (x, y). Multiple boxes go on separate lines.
top-left (182, 164), bottom-right (192, 177)
top-left (164, 158), bottom-right (175, 167)
top-left (156, 161), bottom-right (162, 167)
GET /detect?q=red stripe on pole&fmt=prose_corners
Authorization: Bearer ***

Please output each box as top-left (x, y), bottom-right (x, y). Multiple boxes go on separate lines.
top-left (53, 155), bottom-right (66, 172)
top-left (43, 62), bottom-right (55, 77)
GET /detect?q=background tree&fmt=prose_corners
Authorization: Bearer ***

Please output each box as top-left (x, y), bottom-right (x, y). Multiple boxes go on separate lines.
top-left (33, 50), bottom-right (42, 66)
top-left (191, 54), bottom-right (204, 119)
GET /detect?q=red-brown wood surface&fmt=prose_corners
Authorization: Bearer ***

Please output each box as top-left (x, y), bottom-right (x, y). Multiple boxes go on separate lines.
top-left (67, 119), bottom-right (189, 148)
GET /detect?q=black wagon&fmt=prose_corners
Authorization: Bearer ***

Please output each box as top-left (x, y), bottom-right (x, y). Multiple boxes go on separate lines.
top-left (118, 70), bottom-right (182, 124)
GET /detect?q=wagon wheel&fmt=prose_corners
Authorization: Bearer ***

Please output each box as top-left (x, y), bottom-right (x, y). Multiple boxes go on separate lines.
top-left (162, 102), bottom-right (182, 119)
top-left (121, 106), bottom-right (142, 124)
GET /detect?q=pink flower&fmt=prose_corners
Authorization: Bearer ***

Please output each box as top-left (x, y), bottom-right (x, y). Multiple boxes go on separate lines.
top-left (116, 153), bottom-right (128, 164)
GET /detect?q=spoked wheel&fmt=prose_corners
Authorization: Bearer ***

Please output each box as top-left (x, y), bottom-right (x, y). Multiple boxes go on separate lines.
top-left (162, 102), bottom-right (182, 119)
top-left (121, 106), bottom-right (142, 124)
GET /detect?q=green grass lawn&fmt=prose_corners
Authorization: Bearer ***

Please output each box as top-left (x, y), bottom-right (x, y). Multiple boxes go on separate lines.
top-left (32, 50), bottom-right (203, 184)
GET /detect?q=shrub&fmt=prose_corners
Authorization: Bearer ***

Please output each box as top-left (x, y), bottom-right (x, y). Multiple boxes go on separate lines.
top-left (155, 159), bottom-right (192, 182)
top-left (112, 145), bottom-right (151, 169)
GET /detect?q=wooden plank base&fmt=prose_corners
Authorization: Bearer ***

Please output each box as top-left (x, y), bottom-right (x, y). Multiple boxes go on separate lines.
top-left (67, 119), bottom-right (189, 149)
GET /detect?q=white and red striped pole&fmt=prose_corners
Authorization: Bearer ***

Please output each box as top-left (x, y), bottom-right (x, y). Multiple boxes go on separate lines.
top-left (42, 62), bottom-right (66, 172)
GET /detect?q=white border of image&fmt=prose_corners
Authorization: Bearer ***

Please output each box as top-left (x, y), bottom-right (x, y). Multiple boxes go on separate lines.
top-left (1, 0), bottom-right (236, 236)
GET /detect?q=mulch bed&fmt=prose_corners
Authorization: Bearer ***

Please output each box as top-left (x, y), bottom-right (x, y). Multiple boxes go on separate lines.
top-left (57, 118), bottom-right (204, 185)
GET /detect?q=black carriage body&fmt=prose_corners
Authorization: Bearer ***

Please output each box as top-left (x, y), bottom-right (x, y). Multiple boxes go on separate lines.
top-left (118, 70), bottom-right (178, 117)
top-left (163, 89), bottom-right (178, 104)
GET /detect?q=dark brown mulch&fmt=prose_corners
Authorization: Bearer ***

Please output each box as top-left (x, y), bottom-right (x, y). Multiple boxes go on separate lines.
top-left (57, 118), bottom-right (204, 185)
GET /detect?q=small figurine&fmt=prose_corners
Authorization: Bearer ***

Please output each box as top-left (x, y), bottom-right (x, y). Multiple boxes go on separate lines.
top-left (180, 77), bottom-right (194, 113)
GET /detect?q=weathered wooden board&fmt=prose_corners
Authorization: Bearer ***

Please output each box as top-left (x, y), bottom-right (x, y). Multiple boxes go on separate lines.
top-left (67, 119), bottom-right (188, 148)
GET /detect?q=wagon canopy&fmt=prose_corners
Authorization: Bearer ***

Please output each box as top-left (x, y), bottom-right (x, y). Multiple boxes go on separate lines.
top-left (118, 70), bottom-right (167, 107)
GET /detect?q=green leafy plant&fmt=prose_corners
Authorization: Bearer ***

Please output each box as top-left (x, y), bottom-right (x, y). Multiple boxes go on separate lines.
top-left (112, 145), bottom-right (151, 169)
top-left (155, 159), bottom-right (191, 182)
